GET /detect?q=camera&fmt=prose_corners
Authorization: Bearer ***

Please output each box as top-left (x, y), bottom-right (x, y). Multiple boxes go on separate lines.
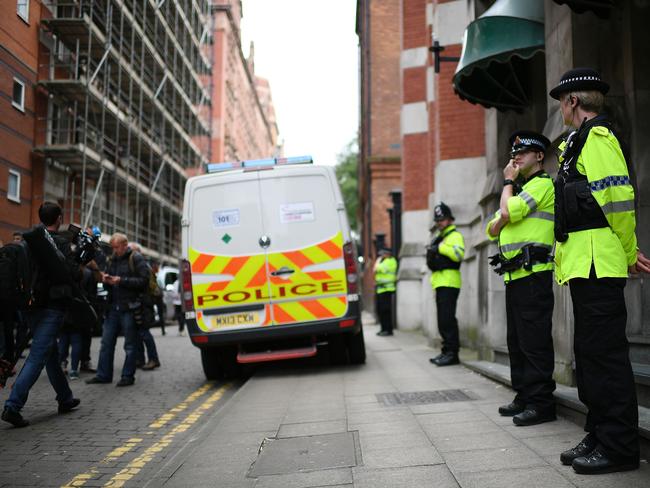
top-left (68, 224), bottom-right (100, 264)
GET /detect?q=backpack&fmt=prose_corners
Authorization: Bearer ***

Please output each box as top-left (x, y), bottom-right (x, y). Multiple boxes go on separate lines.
top-left (107, 251), bottom-right (161, 297)
top-left (0, 241), bottom-right (36, 309)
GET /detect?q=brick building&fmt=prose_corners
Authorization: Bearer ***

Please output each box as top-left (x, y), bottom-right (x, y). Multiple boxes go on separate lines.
top-left (0, 1), bottom-right (48, 244)
top-left (356, 0), bottom-right (402, 307)
top-left (209, 1), bottom-right (280, 164)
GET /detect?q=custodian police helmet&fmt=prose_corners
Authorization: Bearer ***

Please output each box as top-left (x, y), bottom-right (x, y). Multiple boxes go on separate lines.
top-left (433, 202), bottom-right (454, 222)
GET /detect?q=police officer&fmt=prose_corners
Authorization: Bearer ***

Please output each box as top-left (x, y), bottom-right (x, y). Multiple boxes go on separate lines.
top-left (374, 247), bottom-right (397, 336)
top-left (427, 203), bottom-right (464, 366)
top-left (550, 68), bottom-right (650, 474)
top-left (487, 131), bottom-right (556, 426)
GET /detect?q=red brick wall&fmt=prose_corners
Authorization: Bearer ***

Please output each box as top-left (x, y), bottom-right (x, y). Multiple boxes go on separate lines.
top-left (403, 67), bottom-right (427, 104)
top-left (401, 1), bottom-right (431, 212)
top-left (402, 0), bottom-right (429, 49)
top-left (436, 44), bottom-right (485, 161)
top-left (0, 3), bottom-right (43, 242)
top-left (369, 0), bottom-right (401, 159)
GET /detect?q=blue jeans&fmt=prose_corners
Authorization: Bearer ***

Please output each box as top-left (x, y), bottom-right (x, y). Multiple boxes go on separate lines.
top-left (96, 308), bottom-right (138, 382)
top-left (5, 308), bottom-right (73, 412)
top-left (58, 331), bottom-right (82, 372)
top-left (136, 328), bottom-right (159, 364)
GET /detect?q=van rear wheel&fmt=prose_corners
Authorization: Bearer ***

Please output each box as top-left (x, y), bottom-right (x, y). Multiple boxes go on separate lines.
top-left (201, 349), bottom-right (222, 380)
top-left (346, 327), bottom-right (366, 364)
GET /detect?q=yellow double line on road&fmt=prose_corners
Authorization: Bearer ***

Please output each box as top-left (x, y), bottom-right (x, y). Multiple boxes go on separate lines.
top-left (62, 382), bottom-right (231, 488)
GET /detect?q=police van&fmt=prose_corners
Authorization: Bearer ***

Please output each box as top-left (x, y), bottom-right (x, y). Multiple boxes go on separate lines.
top-left (180, 156), bottom-right (364, 379)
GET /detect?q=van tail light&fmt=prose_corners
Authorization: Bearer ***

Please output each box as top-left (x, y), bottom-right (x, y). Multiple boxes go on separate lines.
top-left (180, 259), bottom-right (195, 312)
top-left (343, 242), bottom-right (358, 294)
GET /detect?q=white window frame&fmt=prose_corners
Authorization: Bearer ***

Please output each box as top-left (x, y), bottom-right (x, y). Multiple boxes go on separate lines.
top-left (12, 78), bottom-right (25, 112)
top-left (16, 0), bottom-right (29, 23)
top-left (7, 169), bottom-right (21, 204)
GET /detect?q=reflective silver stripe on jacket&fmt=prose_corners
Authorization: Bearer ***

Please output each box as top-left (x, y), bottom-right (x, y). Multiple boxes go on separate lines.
top-left (526, 211), bottom-right (554, 222)
top-left (518, 191), bottom-right (537, 211)
top-left (601, 200), bottom-right (635, 215)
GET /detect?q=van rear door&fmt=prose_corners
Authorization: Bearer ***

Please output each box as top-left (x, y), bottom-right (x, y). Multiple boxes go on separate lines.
top-left (258, 167), bottom-right (349, 326)
top-left (188, 171), bottom-right (273, 331)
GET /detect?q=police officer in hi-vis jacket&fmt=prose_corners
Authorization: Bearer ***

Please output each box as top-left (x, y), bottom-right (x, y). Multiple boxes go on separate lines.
top-left (427, 203), bottom-right (464, 366)
top-left (374, 247), bottom-right (397, 336)
top-left (550, 67), bottom-right (650, 475)
top-left (487, 131), bottom-right (556, 427)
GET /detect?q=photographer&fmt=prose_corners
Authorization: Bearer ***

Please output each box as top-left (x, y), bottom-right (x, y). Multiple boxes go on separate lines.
top-left (2, 202), bottom-right (81, 428)
top-left (86, 233), bottom-right (149, 387)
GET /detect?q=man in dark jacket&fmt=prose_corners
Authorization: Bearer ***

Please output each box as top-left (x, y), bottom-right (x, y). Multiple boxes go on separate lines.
top-left (2, 202), bottom-right (81, 428)
top-left (86, 233), bottom-right (149, 387)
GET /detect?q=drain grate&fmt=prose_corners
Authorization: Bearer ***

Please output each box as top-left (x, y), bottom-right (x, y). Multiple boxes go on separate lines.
top-left (376, 389), bottom-right (476, 406)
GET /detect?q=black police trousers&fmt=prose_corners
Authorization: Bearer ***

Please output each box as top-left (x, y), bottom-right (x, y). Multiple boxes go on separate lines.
top-left (436, 287), bottom-right (459, 354)
top-left (375, 291), bottom-right (394, 333)
top-left (569, 270), bottom-right (639, 461)
top-left (505, 271), bottom-right (555, 412)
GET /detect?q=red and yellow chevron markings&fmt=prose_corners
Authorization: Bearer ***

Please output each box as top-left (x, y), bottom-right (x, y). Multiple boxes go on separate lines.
top-left (189, 233), bottom-right (348, 331)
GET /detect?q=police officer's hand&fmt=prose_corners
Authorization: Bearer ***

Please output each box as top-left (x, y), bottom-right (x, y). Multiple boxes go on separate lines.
top-left (629, 251), bottom-right (650, 274)
top-left (503, 159), bottom-right (519, 180)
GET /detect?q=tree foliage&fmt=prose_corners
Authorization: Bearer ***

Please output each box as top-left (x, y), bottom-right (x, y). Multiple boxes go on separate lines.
top-left (335, 139), bottom-right (359, 231)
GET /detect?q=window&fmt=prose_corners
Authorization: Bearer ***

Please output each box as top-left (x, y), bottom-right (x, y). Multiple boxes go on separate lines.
top-left (12, 78), bottom-right (25, 112)
top-left (16, 0), bottom-right (29, 23)
top-left (8, 170), bottom-right (21, 203)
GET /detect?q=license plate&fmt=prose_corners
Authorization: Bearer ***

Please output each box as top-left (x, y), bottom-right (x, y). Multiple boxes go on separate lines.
top-left (212, 312), bottom-right (260, 329)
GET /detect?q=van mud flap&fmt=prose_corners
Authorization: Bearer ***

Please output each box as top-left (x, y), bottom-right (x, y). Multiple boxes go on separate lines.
top-left (236, 339), bottom-right (318, 364)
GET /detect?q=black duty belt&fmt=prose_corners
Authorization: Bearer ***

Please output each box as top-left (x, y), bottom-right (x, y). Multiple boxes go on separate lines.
top-left (489, 245), bottom-right (551, 276)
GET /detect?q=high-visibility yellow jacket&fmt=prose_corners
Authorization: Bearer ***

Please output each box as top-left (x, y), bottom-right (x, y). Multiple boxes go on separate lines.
top-left (486, 172), bottom-right (555, 283)
top-left (430, 225), bottom-right (464, 289)
top-left (374, 256), bottom-right (397, 294)
top-left (555, 126), bottom-right (637, 284)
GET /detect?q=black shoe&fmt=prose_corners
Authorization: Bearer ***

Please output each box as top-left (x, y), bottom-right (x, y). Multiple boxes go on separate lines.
top-left (512, 408), bottom-right (556, 426)
top-left (116, 377), bottom-right (135, 387)
top-left (429, 353), bottom-right (444, 364)
top-left (85, 376), bottom-right (111, 384)
top-left (560, 433), bottom-right (598, 466)
top-left (434, 353), bottom-right (459, 367)
top-left (572, 446), bottom-right (639, 475)
top-left (58, 398), bottom-right (80, 414)
top-left (376, 331), bottom-right (393, 336)
top-left (498, 401), bottom-right (525, 417)
top-left (80, 361), bottom-right (97, 373)
top-left (1, 407), bottom-right (29, 428)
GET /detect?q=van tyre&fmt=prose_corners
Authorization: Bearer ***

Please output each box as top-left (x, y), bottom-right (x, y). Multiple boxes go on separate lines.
top-left (218, 346), bottom-right (242, 379)
top-left (346, 327), bottom-right (366, 364)
top-left (329, 335), bottom-right (348, 365)
top-left (201, 349), bottom-right (222, 380)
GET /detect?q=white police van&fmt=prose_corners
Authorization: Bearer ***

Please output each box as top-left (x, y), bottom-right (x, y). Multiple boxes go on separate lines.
top-left (180, 156), bottom-right (364, 379)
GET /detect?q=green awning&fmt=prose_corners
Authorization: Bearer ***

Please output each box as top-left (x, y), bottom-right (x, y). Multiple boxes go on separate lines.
top-left (452, 0), bottom-right (545, 112)
top-left (552, 1), bottom-right (613, 19)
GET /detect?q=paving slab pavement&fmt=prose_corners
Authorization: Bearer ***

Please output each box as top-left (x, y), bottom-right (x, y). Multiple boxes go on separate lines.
top-left (153, 313), bottom-right (649, 488)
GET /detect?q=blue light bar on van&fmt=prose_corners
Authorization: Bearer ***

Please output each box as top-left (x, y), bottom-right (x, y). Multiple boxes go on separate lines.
top-left (243, 158), bottom-right (276, 168)
top-left (205, 156), bottom-right (313, 174)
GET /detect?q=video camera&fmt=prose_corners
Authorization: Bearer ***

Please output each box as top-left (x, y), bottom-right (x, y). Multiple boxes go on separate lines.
top-left (68, 224), bottom-right (100, 265)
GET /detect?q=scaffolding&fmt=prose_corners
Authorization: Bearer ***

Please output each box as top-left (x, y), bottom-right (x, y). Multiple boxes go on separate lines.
top-left (36, 0), bottom-right (212, 263)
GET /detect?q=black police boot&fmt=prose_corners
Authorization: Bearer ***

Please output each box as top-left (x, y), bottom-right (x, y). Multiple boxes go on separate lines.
top-left (1, 407), bottom-right (29, 428)
top-left (376, 330), bottom-right (393, 336)
top-left (512, 408), bottom-right (556, 426)
top-left (58, 398), bottom-right (81, 414)
top-left (498, 400), bottom-right (525, 417)
top-left (429, 353), bottom-right (444, 364)
top-left (572, 446), bottom-right (639, 475)
top-left (560, 433), bottom-right (597, 466)
top-left (434, 352), bottom-right (459, 367)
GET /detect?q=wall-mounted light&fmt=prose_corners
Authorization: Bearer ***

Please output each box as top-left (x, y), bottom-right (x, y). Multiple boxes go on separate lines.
top-left (429, 39), bottom-right (460, 74)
